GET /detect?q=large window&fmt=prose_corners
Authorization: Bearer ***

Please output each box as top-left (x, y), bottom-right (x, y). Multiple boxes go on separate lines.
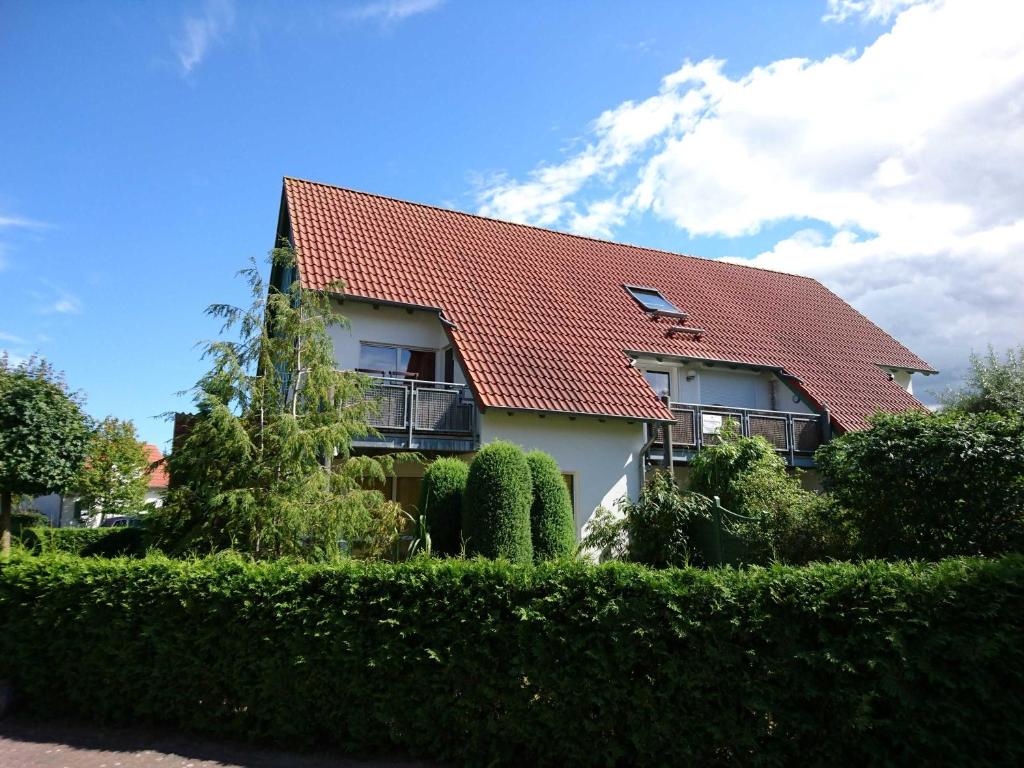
top-left (358, 343), bottom-right (436, 381)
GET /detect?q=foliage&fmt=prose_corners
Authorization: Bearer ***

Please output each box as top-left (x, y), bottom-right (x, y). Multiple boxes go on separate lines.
top-left (71, 417), bottom-right (150, 524)
top-left (10, 511), bottom-right (48, 534)
top-left (418, 457), bottom-right (469, 556)
top-left (1, 553), bottom-right (1021, 767)
top-left (19, 526), bottom-right (146, 557)
top-left (525, 451), bottom-right (576, 561)
top-left (689, 434), bottom-right (847, 563)
top-left (578, 505), bottom-right (627, 562)
top-left (816, 410), bottom-right (1024, 559)
top-left (940, 344), bottom-right (1024, 415)
top-left (622, 470), bottom-right (710, 567)
top-left (462, 441), bottom-right (533, 563)
top-left (148, 246), bottom-right (404, 561)
top-left (403, 510), bottom-right (431, 558)
top-left (0, 354), bottom-right (90, 556)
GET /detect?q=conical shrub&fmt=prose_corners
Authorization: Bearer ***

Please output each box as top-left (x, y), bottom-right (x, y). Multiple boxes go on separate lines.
top-left (525, 450), bottom-right (576, 561)
top-left (462, 441), bottom-right (533, 563)
top-left (418, 457), bottom-right (469, 556)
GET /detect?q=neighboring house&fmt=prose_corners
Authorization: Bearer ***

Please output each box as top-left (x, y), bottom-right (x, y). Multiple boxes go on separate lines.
top-left (22, 443), bottom-right (169, 527)
top-left (273, 177), bottom-right (936, 533)
top-left (142, 443), bottom-right (169, 509)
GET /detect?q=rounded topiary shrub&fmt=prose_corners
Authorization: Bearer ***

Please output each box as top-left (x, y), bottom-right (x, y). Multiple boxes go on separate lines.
top-left (418, 457), bottom-right (470, 556)
top-left (525, 451), bottom-right (576, 561)
top-left (462, 441), bottom-right (533, 563)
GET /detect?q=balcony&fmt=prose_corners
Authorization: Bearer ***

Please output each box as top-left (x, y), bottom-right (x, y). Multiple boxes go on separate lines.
top-left (648, 402), bottom-right (826, 468)
top-left (352, 376), bottom-right (478, 452)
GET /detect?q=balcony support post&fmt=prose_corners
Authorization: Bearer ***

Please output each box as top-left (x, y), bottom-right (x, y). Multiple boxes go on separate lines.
top-left (407, 382), bottom-right (416, 449)
top-left (787, 414), bottom-right (796, 466)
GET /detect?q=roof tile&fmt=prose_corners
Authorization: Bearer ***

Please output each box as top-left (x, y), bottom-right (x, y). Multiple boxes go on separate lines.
top-left (283, 178), bottom-right (934, 431)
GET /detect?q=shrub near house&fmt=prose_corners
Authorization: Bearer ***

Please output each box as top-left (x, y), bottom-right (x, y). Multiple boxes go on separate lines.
top-left (418, 457), bottom-right (469, 556)
top-left (0, 553), bottom-right (1020, 766)
top-left (525, 451), bottom-right (576, 561)
top-left (817, 410), bottom-right (1024, 559)
top-left (462, 441), bottom-right (534, 563)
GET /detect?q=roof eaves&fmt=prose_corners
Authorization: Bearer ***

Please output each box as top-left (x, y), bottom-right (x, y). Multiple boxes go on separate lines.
top-left (485, 403), bottom-right (675, 424)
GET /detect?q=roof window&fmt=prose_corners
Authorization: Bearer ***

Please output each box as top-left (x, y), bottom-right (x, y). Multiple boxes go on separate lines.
top-left (624, 285), bottom-right (685, 317)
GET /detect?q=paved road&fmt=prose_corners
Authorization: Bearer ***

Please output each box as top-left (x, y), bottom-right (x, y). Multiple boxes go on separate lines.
top-left (0, 716), bottom-right (436, 768)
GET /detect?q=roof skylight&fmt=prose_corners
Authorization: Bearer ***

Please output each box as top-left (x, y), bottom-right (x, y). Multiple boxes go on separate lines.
top-left (624, 285), bottom-right (685, 317)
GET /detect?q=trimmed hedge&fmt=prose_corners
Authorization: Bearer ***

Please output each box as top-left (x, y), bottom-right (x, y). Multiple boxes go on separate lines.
top-left (20, 526), bottom-right (146, 557)
top-left (462, 441), bottom-right (533, 563)
top-left (0, 554), bottom-right (1021, 766)
top-left (418, 457), bottom-right (469, 556)
top-left (525, 451), bottom-right (576, 561)
top-left (816, 410), bottom-right (1024, 558)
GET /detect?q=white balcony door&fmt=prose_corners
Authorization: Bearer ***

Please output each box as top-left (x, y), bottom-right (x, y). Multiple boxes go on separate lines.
top-left (700, 370), bottom-right (771, 410)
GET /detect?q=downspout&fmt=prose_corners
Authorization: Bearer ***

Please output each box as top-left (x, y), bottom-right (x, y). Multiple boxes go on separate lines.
top-left (660, 395), bottom-right (674, 471)
top-left (639, 420), bottom-right (662, 492)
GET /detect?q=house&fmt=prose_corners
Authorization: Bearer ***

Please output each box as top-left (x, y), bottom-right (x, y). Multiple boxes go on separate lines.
top-left (273, 177), bottom-right (935, 533)
top-left (142, 443), bottom-right (169, 509)
top-left (23, 442), bottom-right (169, 527)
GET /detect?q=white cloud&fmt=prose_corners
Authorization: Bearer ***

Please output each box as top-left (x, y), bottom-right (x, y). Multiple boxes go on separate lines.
top-left (0, 212), bottom-right (47, 271)
top-left (51, 298), bottom-right (80, 314)
top-left (0, 214), bottom-right (45, 229)
top-left (346, 0), bottom-right (445, 23)
top-left (30, 285), bottom-right (82, 316)
top-left (822, 0), bottom-right (927, 23)
top-left (0, 332), bottom-right (26, 344)
top-left (174, 0), bottom-right (235, 75)
top-left (473, 0), bottom-right (1024, 397)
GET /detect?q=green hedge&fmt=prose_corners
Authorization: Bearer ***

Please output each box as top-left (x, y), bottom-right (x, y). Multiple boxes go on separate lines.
top-left (1, 554), bottom-right (1021, 766)
top-left (462, 441), bottom-right (533, 563)
top-left (525, 451), bottom-right (576, 561)
top-left (19, 526), bottom-right (146, 557)
top-left (418, 457), bottom-right (469, 556)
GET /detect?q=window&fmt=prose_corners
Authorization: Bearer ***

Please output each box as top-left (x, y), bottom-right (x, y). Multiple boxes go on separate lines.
top-left (625, 285), bottom-right (683, 316)
top-left (358, 343), bottom-right (436, 381)
top-left (561, 473), bottom-right (575, 516)
top-left (444, 348), bottom-right (455, 383)
top-left (643, 370), bottom-right (671, 400)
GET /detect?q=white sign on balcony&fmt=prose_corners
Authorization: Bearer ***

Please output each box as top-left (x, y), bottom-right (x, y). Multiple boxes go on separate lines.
top-left (702, 413), bottom-right (723, 434)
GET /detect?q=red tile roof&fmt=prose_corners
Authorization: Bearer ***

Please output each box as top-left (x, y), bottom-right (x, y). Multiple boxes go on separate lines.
top-left (283, 177), bottom-right (935, 432)
top-left (144, 443), bottom-right (169, 489)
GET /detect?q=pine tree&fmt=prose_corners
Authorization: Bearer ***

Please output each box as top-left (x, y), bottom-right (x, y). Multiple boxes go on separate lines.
top-left (150, 246), bottom-right (404, 560)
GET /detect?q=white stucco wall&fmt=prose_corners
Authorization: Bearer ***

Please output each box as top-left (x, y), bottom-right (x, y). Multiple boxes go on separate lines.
top-left (479, 411), bottom-right (647, 533)
top-left (330, 299), bottom-right (463, 382)
top-left (635, 357), bottom-right (815, 414)
top-left (892, 370), bottom-right (914, 394)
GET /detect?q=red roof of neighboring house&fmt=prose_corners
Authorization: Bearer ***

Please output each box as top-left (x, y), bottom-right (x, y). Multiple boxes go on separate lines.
top-left (282, 177), bottom-right (935, 432)
top-left (144, 444), bottom-right (169, 489)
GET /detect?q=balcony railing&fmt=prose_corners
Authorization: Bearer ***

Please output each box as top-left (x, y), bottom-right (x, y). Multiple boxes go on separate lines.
top-left (650, 402), bottom-right (825, 465)
top-left (358, 376), bottom-right (477, 450)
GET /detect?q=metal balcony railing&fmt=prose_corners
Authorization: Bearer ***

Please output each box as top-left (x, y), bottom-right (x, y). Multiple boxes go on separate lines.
top-left (650, 402), bottom-right (825, 464)
top-left (362, 376), bottom-right (476, 444)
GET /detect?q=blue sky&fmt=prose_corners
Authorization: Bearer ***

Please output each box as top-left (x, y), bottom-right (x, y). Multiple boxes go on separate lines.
top-left (2, 0), bottom-right (1022, 449)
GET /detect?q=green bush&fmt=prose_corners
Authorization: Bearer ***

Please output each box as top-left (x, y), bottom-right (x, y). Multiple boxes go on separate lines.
top-left (11, 511), bottom-right (48, 535)
top-left (624, 470), bottom-right (710, 567)
top-left (20, 526), bottom-right (146, 557)
top-left (462, 441), bottom-right (533, 563)
top-left (816, 411), bottom-right (1024, 559)
top-left (418, 457), bottom-right (469, 556)
top-left (0, 553), bottom-right (1020, 766)
top-left (690, 435), bottom-right (847, 563)
top-left (525, 451), bottom-right (575, 561)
